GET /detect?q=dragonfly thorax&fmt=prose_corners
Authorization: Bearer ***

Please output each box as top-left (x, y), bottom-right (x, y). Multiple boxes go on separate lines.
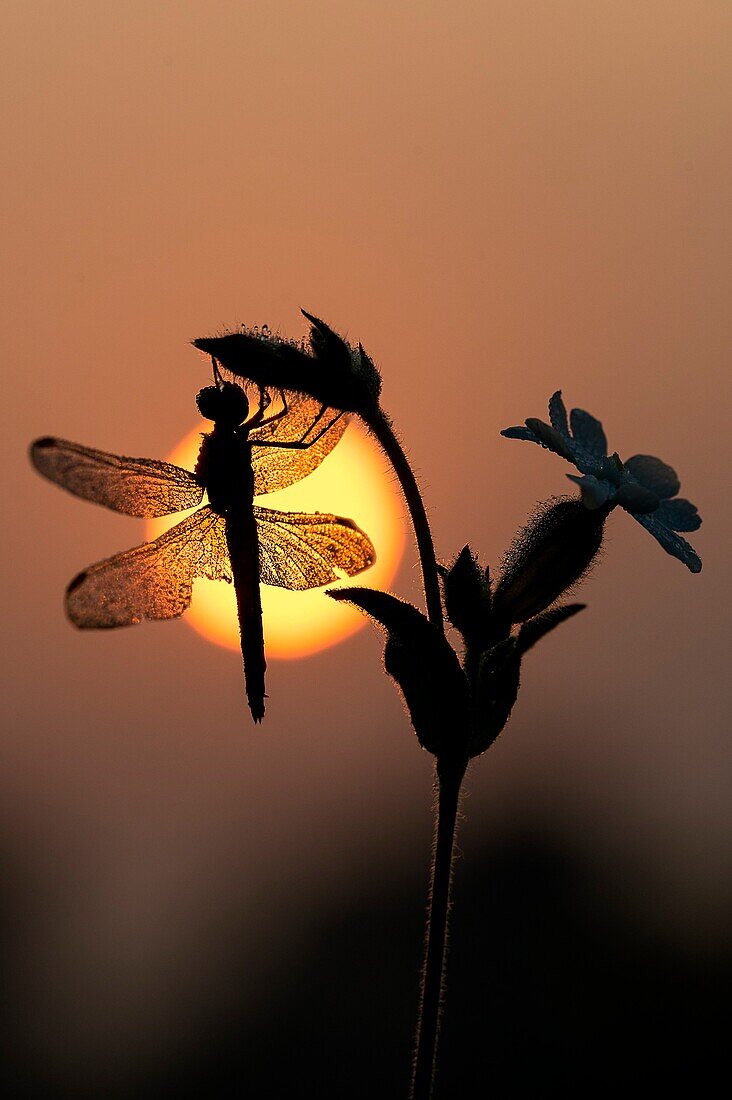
top-left (196, 381), bottom-right (249, 427)
top-left (195, 430), bottom-right (254, 516)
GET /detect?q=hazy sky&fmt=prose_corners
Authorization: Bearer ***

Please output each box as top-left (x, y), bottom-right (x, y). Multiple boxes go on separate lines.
top-left (2, 1), bottom-right (730, 1091)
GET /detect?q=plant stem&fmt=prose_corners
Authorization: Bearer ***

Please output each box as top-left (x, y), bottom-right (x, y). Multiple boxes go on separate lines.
top-left (366, 402), bottom-right (457, 1094)
top-left (410, 755), bottom-right (467, 1100)
top-left (367, 406), bottom-right (444, 632)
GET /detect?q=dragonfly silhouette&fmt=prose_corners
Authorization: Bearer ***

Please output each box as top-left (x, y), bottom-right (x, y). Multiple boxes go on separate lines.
top-left (31, 366), bottom-right (376, 721)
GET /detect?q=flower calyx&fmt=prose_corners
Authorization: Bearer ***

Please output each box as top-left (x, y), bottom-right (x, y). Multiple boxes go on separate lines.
top-left (491, 498), bottom-right (606, 624)
top-left (328, 587), bottom-right (471, 762)
top-left (193, 311), bottom-right (382, 417)
top-left (330, 567), bottom-right (585, 761)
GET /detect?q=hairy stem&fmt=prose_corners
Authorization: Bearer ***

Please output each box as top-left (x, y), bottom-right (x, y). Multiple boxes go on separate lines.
top-left (410, 755), bottom-right (467, 1100)
top-left (367, 406), bottom-right (444, 632)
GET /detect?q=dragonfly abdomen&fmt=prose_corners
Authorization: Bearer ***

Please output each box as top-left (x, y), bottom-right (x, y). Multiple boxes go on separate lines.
top-left (226, 503), bottom-right (267, 723)
top-left (197, 429), bottom-right (267, 722)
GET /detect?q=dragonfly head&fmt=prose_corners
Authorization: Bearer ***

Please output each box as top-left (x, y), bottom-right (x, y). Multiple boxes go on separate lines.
top-left (196, 381), bottom-right (249, 426)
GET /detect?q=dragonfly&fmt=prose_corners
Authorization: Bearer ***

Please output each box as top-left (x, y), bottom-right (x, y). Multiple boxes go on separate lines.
top-left (30, 365), bottom-right (376, 721)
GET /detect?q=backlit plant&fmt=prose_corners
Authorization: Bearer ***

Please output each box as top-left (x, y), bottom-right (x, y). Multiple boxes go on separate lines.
top-left (33, 312), bottom-right (703, 1100)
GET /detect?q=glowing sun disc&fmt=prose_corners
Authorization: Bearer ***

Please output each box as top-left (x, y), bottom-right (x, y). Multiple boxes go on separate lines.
top-left (147, 421), bottom-right (404, 660)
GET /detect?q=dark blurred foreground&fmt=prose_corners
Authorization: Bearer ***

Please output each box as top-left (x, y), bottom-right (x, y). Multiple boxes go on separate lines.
top-left (4, 828), bottom-right (728, 1098)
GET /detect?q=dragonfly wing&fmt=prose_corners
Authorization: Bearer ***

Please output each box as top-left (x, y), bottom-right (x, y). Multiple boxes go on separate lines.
top-left (249, 394), bottom-right (347, 494)
top-left (254, 507), bottom-right (376, 590)
top-left (31, 437), bottom-right (204, 517)
top-left (66, 506), bottom-right (231, 628)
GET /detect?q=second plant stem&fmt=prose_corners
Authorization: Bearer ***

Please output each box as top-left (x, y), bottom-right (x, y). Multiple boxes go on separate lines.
top-left (367, 403), bottom-right (462, 1098)
top-left (410, 755), bottom-right (467, 1100)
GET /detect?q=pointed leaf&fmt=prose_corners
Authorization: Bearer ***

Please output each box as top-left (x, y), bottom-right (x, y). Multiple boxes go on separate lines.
top-left (624, 455), bottom-right (680, 499)
top-left (301, 309), bottom-right (352, 366)
top-left (632, 513), bottom-right (702, 573)
top-left (328, 588), bottom-right (471, 757)
top-left (655, 498), bottom-right (701, 532)
top-left (354, 343), bottom-right (383, 401)
top-left (442, 545), bottom-right (491, 642)
top-left (472, 640), bottom-right (521, 755)
top-left (569, 408), bottom-right (608, 459)
top-left (517, 604), bottom-right (586, 655)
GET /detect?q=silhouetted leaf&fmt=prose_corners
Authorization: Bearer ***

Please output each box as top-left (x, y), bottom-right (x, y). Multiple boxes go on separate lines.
top-left (517, 603), bottom-right (585, 654)
top-left (328, 588), bottom-right (471, 758)
top-left (472, 641), bottom-right (521, 755)
top-left (301, 310), bottom-right (353, 367)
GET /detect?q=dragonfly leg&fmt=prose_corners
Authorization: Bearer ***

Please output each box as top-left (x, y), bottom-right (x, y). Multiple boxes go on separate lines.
top-left (259, 384), bottom-right (272, 414)
top-left (245, 385), bottom-right (271, 428)
top-left (211, 356), bottom-right (224, 387)
top-left (249, 388), bottom-right (290, 430)
top-left (302, 409), bottom-right (345, 445)
top-left (253, 410), bottom-right (345, 450)
top-left (297, 403), bottom-right (328, 442)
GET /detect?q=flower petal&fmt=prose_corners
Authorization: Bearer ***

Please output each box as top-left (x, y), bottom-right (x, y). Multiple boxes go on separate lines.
top-left (614, 482), bottom-right (660, 514)
top-left (501, 425), bottom-right (542, 443)
top-left (655, 498), bottom-right (702, 532)
top-left (569, 408), bottom-right (608, 459)
top-left (566, 474), bottom-right (612, 510)
top-left (632, 512), bottom-right (702, 573)
top-left (525, 418), bottom-right (577, 462)
top-left (548, 390), bottom-right (569, 437)
top-left (624, 455), bottom-right (680, 499)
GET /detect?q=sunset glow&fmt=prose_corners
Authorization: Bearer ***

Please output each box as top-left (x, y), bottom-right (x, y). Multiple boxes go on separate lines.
top-left (147, 420), bottom-right (405, 659)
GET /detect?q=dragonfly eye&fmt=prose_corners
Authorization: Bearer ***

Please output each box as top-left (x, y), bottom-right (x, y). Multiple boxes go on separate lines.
top-left (197, 382), bottom-right (249, 425)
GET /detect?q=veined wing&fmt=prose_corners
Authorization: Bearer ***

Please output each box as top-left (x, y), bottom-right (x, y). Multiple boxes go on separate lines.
top-left (66, 506), bottom-right (230, 628)
top-left (249, 393), bottom-right (347, 495)
top-left (31, 437), bottom-right (203, 517)
top-left (254, 507), bottom-right (376, 590)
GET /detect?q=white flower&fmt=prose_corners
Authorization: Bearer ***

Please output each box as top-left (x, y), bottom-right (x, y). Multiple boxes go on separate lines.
top-left (502, 391), bottom-right (702, 573)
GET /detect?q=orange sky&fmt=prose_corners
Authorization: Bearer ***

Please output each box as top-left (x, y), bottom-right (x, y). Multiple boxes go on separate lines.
top-left (2, 1), bottom-right (730, 1089)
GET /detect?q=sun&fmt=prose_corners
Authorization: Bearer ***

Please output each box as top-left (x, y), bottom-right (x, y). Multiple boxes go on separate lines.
top-left (146, 419), bottom-right (404, 659)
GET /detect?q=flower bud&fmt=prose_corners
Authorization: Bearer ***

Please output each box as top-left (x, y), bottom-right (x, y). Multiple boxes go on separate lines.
top-left (193, 312), bottom-right (381, 416)
top-left (442, 546), bottom-right (491, 644)
top-left (492, 498), bottom-right (606, 623)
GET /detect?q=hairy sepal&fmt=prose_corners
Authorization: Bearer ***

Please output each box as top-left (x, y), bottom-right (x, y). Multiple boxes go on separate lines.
top-left (328, 587), bottom-right (470, 758)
